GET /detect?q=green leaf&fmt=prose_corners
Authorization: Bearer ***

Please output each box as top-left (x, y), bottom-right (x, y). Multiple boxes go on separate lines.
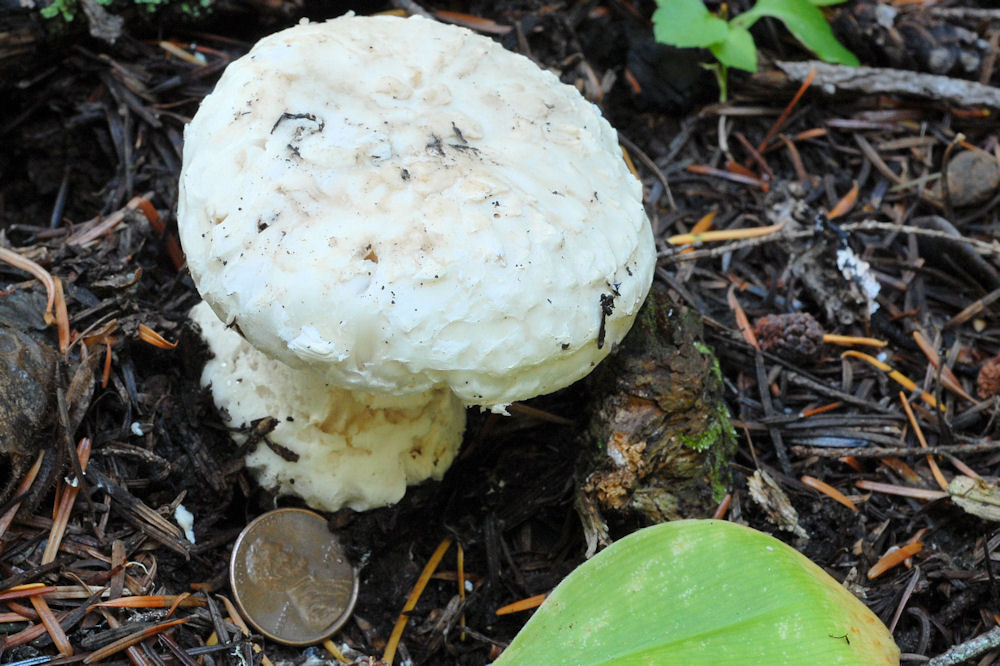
top-left (652, 0), bottom-right (729, 49)
top-left (40, 0), bottom-right (76, 20)
top-left (732, 0), bottom-right (859, 66)
top-left (710, 25), bottom-right (758, 72)
top-left (494, 520), bottom-right (899, 665)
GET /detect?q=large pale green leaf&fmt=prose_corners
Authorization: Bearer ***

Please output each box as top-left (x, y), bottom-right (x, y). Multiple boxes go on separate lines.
top-left (652, 0), bottom-right (729, 49)
top-left (494, 520), bottom-right (899, 665)
top-left (732, 0), bottom-right (859, 66)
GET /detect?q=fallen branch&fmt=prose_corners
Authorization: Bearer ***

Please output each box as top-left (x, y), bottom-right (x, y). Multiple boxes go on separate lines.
top-left (792, 441), bottom-right (1000, 458)
top-left (775, 61), bottom-right (1000, 110)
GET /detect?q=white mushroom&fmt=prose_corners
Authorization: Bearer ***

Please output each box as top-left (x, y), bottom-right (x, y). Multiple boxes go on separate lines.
top-left (179, 14), bottom-right (656, 511)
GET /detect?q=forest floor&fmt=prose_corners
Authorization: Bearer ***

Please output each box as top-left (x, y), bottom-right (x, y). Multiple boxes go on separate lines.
top-left (3, 0), bottom-right (1000, 664)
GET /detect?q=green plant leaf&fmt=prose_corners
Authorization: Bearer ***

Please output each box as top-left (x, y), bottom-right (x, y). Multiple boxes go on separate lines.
top-left (494, 520), bottom-right (899, 665)
top-left (710, 25), bottom-right (758, 72)
top-left (652, 0), bottom-right (729, 49)
top-left (732, 0), bottom-right (859, 66)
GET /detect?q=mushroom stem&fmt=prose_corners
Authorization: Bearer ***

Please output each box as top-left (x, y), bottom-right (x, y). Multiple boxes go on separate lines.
top-left (190, 302), bottom-right (466, 512)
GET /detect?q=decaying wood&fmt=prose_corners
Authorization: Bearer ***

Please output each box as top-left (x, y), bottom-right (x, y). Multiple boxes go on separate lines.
top-left (776, 60), bottom-right (1000, 109)
top-left (576, 284), bottom-right (736, 553)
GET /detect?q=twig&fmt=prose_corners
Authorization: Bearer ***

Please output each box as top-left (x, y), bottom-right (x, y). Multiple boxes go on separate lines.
top-left (755, 352), bottom-right (791, 475)
top-left (928, 625), bottom-right (1000, 666)
top-left (0, 247), bottom-right (70, 351)
top-left (663, 219), bottom-right (1000, 264)
top-left (619, 133), bottom-right (675, 210)
top-left (753, 66), bottom-right (816, 159)
top-left (791, 441), bottom-right (1000, 458)
top-left (842, 221), bottom-right (1000, 256)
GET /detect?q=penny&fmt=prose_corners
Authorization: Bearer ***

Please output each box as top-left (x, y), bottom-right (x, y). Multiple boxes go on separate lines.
top-left (230, 508), bottom-right (358, 645)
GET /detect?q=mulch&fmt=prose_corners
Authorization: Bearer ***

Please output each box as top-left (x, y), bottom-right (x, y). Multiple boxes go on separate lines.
top-left (2, 0), bottom-right (1000, 664)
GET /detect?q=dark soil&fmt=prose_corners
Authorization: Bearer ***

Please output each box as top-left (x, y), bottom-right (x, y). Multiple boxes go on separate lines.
top-left (3, 0), bottom-right (1000, 664)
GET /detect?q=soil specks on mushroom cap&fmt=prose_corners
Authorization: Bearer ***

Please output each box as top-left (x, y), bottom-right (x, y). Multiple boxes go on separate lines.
top-left (178, 14), bottom-right (655, 410)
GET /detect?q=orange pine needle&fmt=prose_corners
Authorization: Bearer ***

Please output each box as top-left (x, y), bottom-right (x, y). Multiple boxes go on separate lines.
top-left (827, 182), bottom-right (859, 219)
top-left (794, 127), bottom-right (828, 141)
top-left (841, 350), bottom-right (941, 410)
top-left (30, 595), bottom-right (73, 656)
top-left (667, 222), bottom-right (784, 245)
top-left (138, 324), bottom-right (178, 350)
top-left (690, 210), bottom-right (717, 235)
top-left (898, 393), bottom-right (948, 491)
top-left (158, 41), bottom-right (207, 67)
top-left (323, 639), bottom-right (351, 664)
top-left (879, 457), bottom-right (923, 485)
top-left (433, 9), bottom-right (512, 35)
top-left (53, 277), bottom-right (70, 354)
top-left (136, 198), bottom-right (163, 232)
top-left (867, 541), bottom-right (923, 579)
top-left (839, 456), bottom-right (863, 472)
top-left (0, 584), bottom-right (55, 602)
top-left (218, 595), bottom-right (275, 666)
top-left (102, 341), bottom-right (113, 388)
top-left (855, 480), bottom-right (948, 501)
top-left (801, 401), bottom-right (843, 418)
top-left (0, 612), bottom-right (31, 623)
top-left (801, 475), bottom-right (858, 512)
top-left (167, 592), bottom-right (194, 617)
top-left (496, 593), bottom-right (548, 615)
top-left (680, 211), bottom-right (717, 255)
top-left (95, 594), bottom-right (205, 609)
top-left (42, 437), bottom-right (92, 564)
top-left (725, 160), bottom-right (760, 180)
top-left (754, 66), bottom-right (817, 157)
top-left (383, 537), bottom-right (453, 665)
top-left (822, 334), bottom-right (886, 348)
top-left (457, 542), bottom-right (467, 641)
top-left (727, 286), bottom-right (759, 349)
top-left (712, 493), bottom-right (732, 519)
top-left (620, 145), bottom-right (640, 181)
top-left (685, 164), bottom-right (770, 190)
top-left (83, 618), bottom-right (188, 663)
top-left (81, 319), bottom-right (120, 347)
top-left (623, 67), bottom-right (642, 95)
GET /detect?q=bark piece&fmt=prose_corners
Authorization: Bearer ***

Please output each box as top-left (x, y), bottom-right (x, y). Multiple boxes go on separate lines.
top-left (576, 285), bottom-right (735, 553)
top-left (776, 60), bottom-right (1000, 110)
top-left (0, 288), bottom-right (57, 503)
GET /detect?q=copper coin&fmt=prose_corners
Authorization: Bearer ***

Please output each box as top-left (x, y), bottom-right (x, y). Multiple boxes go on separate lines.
top-left (230, 508), bottom-right (358, 645)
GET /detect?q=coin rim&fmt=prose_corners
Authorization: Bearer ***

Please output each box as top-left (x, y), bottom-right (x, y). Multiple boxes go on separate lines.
top-left (229, 507), bottom-right (360, 646)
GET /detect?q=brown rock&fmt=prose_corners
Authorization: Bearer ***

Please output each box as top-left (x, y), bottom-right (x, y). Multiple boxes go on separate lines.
top-left (0, 289), bottom-right (58, 503)
top-left (935, 150), bottom-right (1000, 208)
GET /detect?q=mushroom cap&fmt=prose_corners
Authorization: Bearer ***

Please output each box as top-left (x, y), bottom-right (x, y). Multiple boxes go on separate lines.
top-left (178, 14), bottom-right (656, 410)
top-left (190, 302), bottom-right (466, 511)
